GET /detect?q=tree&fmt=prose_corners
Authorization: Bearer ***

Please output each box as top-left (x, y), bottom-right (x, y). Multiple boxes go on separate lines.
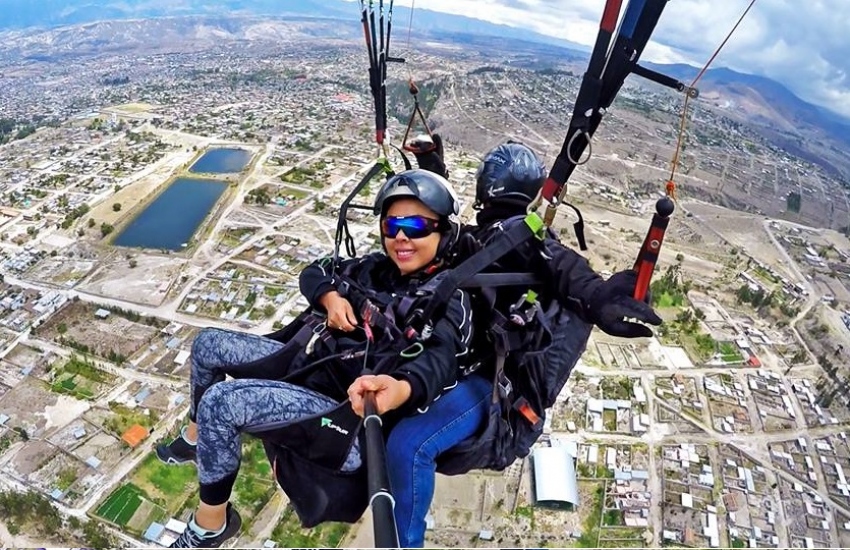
top-left (676, 253), bottom-right (685, 262)
top-left (87, 218), bottom-right (95, 228)
top-left (129, 259), bottom-right (137, 268)
top-left (13, 427), bottom-right (28, 441)
top-left (786, 191), bottom-right (802, 213)
top-left (100, 223), bottom-right (114, 237)
top-left (112, 202), bottom-right (121, 212)
top-left (84, 519), bottom-right (119, 547)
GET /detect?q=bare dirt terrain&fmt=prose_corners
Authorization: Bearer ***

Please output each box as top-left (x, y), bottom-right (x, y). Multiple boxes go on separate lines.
top-left (0, 377), bottom-right (89, 437)
top-left (26, 247), bottom-right (98, 286)
top-left (72, 431), bottom-right (125, 470)
top-left (76, 252), bottom-right (188, 306)
top-left (684, 202), bottom-right (798, 280)
top-left (0, 520), bottom-right (61, 548)
top-left (38, 301), bottom-right (160, 359)
top-left (9, 439), bottom-right (57, 476)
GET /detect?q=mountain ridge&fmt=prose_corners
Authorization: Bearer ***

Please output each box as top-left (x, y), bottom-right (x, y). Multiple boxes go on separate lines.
top-left (1, 4), bottom-right (848, 176)
top-left (0, 0), bottom-right (591, 52)
top-left (642, 62), bottom-right (850, 134)
top-left (2, 0), bottom-right (845, 132)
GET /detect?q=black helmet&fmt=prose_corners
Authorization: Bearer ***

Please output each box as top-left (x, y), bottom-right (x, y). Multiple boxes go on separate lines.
top-left (373, 169), bottom-right (461, 266)
top-left (475, 141), bottom-right (546, 208)
top-left (373, 169), bottom-right (460, 218)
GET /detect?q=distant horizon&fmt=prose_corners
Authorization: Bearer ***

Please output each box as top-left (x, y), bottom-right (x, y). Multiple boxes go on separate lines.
top-left (1, 1), bottom-right (849, 126)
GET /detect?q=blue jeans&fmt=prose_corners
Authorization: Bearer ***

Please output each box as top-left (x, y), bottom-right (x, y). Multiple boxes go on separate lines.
top-left (386, 374), bottom-right (492, 548)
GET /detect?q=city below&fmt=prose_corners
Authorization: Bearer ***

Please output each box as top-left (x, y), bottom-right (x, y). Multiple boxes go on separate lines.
top-left (1, 9), bottom-right (850, 550)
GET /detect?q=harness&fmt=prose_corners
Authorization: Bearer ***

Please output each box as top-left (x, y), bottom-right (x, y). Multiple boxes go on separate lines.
top-left (423, 216), bottom-right (594, 475)
top-left (244, 216), bottom-right (548, 530)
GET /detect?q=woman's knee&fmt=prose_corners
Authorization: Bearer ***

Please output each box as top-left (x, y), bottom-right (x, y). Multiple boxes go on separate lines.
top-left (196, 382), bottom-right (235, 426)
top-left (191, 327), bottom-right (227, 357)
top-left (190, 328), bottom-right (234, 370)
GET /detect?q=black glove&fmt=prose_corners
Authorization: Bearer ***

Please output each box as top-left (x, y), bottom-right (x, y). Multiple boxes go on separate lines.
top-left (410, 133), bottom-right (448, 180)
top-left (586, 270), bottom-right (663, 338)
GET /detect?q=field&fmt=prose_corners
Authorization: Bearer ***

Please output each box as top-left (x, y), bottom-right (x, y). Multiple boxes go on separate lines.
top-left (37, 301), bottom-right (162, 361)
top-left (684, 203), bottom-right (799, 281)
top-left (76, 253), bottom-right (188, 307)
top-left (106, 102), bottom-right (159, 114)
top-left (130, 453), bottom-right (198, 514)
top-left (3, 343), bottom-right (45, 369)
top-left (0, 377), bottom-right (89, 438)
top-left (270, 505), bottom-right (350, 548)
top-left (93, 430), bottom-right (278, 535)
top-left (718, 341), bottom-right (745, 363)
top-left (96, 483), bottom-right (145, 526)
top-left (48, 356), bottom-right (115, 400)
top-left (71, 431), bottom-right (125, 470)
top-left (25, 251), bottom-right (97, 286)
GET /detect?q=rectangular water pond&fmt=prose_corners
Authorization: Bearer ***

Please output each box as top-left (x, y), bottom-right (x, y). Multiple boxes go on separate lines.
top-left (113, 178), bottom-right (228, 251)
top-left (189, 147), bottom-right (253, 174)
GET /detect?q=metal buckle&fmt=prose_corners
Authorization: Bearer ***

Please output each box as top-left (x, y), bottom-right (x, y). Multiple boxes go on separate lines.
top-left (306, 332), bottom-right (320, 355)
top-left (510, 293), bottom-right (529, 313)
top-left (498, 377), bottom-right (513, 399)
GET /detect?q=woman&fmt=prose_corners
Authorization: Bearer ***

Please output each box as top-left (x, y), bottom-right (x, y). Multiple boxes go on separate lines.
top-left (158, 169), bottom-right (473, 548)
top-left (387, 141), bottom-right (662, 547)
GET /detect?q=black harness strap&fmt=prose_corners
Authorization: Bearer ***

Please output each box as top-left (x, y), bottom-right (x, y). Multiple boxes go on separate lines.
top-left (538, 0), bottom-right (683, 244)
top-left (405, 215), bottom-right (545, 340)
top-left (334, 161), bottom-right (391, 264)
top-left (459, 272), bottom-right (542, 289)
top-left (540, 0), bottom-right (623, 214)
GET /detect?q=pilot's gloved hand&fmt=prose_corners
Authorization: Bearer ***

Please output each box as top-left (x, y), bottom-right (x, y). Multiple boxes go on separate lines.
top-left (586, 270), bottom-right (662, 338)
top-left (408, 133), bottom-right (448, 180)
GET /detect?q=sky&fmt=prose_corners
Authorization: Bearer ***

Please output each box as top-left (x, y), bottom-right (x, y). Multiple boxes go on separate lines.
top-left (387, 0), bottom-right (850, 118)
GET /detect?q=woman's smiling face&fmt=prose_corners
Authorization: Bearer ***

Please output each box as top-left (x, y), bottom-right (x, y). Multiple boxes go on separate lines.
top-left (381, 198), bottom-right (442, 275)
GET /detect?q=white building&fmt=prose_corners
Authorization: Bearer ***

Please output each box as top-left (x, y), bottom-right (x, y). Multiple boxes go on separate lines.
top-left (532, 446), bottom-right (579, 510)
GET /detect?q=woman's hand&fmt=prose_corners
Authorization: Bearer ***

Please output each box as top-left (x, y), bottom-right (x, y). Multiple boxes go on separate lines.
top-left (319, 290), bottom-right (358, 332)
top-left (348, 374), bottom-right (412, 417)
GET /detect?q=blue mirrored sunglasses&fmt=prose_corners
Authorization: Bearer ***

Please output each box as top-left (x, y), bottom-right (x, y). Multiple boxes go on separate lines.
top-left (381, 215), bottom-right (442, 239)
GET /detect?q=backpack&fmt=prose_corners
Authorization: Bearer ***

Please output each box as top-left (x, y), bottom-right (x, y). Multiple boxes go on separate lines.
top-left (432, 215), bottom-right (594, 474)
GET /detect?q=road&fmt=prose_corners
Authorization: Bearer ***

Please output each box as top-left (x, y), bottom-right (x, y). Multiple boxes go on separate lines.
top-left (762, 219), bottom-right (820, 363)
top-left (569, 288), bottom-right (850, 549)
top-left (0, 146), bottom-right (391, 542)
top-left (1, 117), bottom-right (843, 548)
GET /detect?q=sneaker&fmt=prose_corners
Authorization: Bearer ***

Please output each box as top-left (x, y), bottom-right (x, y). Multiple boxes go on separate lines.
top-left (169, 503), bottom-right (242, 548)
top-left (156, 426), bottom-right (197, 465)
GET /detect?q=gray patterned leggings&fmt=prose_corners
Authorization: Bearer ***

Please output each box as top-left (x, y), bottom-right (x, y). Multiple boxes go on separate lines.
top-left (188, 328), bottom-right (362, 505)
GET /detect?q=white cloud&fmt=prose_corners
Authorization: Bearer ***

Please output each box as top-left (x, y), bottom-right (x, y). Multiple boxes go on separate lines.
top-left (390, 0), bottom-right (850, 118)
